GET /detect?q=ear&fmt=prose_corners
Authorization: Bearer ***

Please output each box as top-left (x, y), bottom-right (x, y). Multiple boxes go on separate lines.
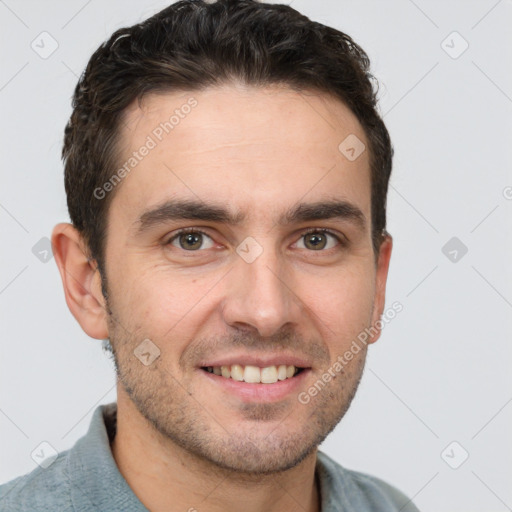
top-left (51, 223), bottom-right (109, 339)
top-left (368, 232), bottom-right (393, 344)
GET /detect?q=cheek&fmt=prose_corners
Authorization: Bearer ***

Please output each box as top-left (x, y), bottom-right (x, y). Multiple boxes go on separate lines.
top-left (300, 264), bottom-right (375, 349)
top-left (108, 261), bottom-right (216, 343)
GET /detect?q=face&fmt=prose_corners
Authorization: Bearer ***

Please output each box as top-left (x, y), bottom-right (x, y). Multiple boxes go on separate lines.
top-left (101, 84), bottom-right (390, 474)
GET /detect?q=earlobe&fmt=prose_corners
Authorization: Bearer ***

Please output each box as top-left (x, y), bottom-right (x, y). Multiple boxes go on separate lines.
top-left (368, 232), bottom-right (393, 344)
top-left (51, 223), bottom-right (109, 340)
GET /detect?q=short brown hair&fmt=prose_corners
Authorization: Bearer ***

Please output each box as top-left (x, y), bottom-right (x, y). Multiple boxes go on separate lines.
top-left (63, 0), bottom-right (393, 274)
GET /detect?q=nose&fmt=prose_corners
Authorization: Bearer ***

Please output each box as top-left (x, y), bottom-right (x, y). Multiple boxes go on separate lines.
top-left (221, 245), bottom-right (303, 338)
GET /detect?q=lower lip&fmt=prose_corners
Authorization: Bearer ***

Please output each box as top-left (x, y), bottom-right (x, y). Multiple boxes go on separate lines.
top-left (199, 368), bottom-right (311, 402)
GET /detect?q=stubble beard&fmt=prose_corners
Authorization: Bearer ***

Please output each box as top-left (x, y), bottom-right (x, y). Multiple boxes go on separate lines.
top-left (104, 299), bottom-right (367, 477)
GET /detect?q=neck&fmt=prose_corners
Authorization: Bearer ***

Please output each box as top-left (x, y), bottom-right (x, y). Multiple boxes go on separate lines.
top-left (111, 390), bottom-right (321, 512)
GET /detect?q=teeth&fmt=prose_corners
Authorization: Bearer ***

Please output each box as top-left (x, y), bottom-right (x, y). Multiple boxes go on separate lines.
top-left (261, 366), bottom-right (278, 384)
top-left (204, 364), bottom-right (301, 384)
top-left (243, 365), bottom-right (261, 383)
top-left (230, 364), bottom-right (244, 381)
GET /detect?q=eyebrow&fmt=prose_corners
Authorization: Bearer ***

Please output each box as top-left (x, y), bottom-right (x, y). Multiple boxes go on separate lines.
top-left (134, 198), bottom-right (367, 234)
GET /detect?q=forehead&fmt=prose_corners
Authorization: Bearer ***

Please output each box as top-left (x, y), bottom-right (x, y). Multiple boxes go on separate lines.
top-left (111, 84), bottom-right (371, 226)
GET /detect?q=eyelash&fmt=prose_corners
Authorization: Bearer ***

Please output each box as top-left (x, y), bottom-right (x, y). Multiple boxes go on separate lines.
top-left (301, 227), bottom-right (344, 243)
top-left (166, 227), bottom-right (346, 251)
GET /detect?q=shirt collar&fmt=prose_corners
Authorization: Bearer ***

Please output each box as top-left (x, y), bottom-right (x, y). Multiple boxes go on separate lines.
top-left (65, 402), bottom-right (148, 511)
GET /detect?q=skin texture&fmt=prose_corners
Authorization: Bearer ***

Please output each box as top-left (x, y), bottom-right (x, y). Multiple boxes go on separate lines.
top-left (52, 83), bottom-right (393, 512)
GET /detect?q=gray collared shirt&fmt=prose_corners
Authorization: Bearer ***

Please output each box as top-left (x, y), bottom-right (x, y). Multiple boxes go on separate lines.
top-left (0, 402), bottom-right (419, 511)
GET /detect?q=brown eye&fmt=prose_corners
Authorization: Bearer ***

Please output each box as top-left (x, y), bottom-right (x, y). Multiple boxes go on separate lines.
top-left (304, 232), bottom-right (327, 250)
top-left (296, 230), bottom-right (341, 251)
top-left (168, 230), bottom-right (214, 251)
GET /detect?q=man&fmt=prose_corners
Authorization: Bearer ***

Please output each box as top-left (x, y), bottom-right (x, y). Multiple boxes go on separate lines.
top-left (0, 1), bottom-right (419, 510)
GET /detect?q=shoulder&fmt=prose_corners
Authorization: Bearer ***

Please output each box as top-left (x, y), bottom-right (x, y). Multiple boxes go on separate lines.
top-left (344, 469), bottom-right (420, 512)
top-left (0, 449), bottom-right (74, 512)
top-left (317, 451), bottom-right (420, 512)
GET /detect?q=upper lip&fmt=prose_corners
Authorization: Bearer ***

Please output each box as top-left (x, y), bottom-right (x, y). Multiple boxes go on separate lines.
top-left (198, 354), bottom-right (312, 369)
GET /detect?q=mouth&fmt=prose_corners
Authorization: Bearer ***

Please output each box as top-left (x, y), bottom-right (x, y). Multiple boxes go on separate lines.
top-left (199, 363), bottom-right (311, 402)
top-left (201, 364), bottom-right (305, 384)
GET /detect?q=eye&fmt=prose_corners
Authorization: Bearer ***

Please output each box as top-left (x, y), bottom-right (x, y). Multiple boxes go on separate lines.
top-left (167, 229), bottom-right (215, 251)
top-left (295, 229), bottom-right (343, 251)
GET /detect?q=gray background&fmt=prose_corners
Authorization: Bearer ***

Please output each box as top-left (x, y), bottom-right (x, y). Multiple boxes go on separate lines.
top-left (1, 1), bottom-right (511, 510)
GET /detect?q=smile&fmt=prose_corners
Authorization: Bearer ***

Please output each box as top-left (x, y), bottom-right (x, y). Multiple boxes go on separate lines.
top-left (202, 364), bottom-right (304, 384)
